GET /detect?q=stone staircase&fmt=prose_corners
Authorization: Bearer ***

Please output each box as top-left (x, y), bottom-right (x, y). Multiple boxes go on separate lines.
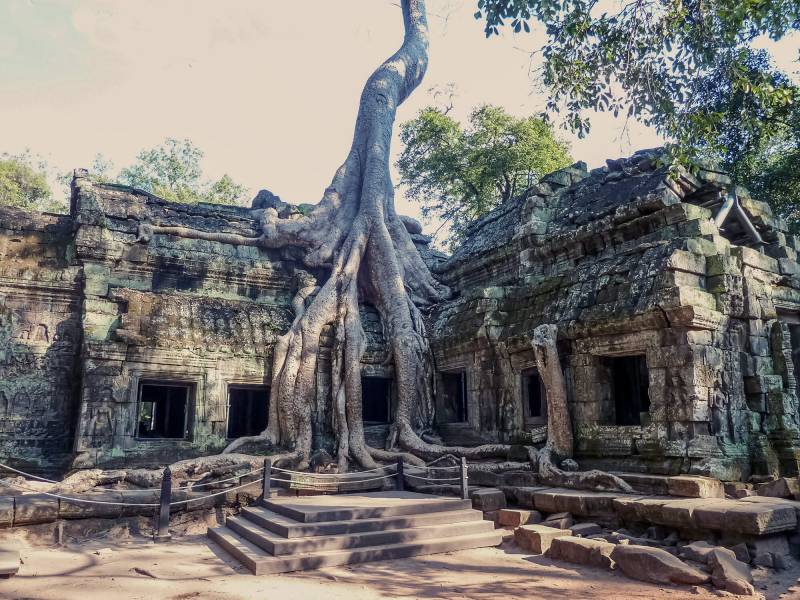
top-left (208, 491), bottom-right (502, 574)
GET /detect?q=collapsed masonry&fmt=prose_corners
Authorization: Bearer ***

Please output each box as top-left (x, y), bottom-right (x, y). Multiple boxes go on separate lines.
top-left (2, 149), bottom-right (800, 481)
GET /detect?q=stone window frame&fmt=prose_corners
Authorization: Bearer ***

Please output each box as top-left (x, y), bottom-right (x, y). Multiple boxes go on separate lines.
top-left (576, 331), bottom-right (659, 430)
top-left (128, 368), bottom-right (204, 443)
top-left (222, 373), bottom-right (272, 440)
top-left (435, 357), bottom-right (474, 427)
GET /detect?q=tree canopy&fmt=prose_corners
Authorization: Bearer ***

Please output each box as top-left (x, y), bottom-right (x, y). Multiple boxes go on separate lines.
top-left (688, 49), bottom-right (800, 229)
top-left (397, 104), bottom-right (572, 247)
top-left (119, 138), bottom-right (247, 206)
top-left (473, 0), bottom-right (799, 161)
top-left (0, 152), bottom-right (62, 213)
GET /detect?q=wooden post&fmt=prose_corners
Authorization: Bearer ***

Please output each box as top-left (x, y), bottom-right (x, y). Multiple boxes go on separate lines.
top-left (153, 466), bottom-right (172, 543)
top-left (460, 456), bottom-right (469, 500)
top-left (261, 458), bottom-right (272, 505)
top-left (396, 457), bottom-right (405, 492)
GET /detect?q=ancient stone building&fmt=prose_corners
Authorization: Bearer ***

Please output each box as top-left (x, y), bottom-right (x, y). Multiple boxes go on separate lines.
top-left (2, 150), bottom-right (800, 481)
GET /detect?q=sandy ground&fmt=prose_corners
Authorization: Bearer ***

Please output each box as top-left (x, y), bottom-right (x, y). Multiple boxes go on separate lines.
top-left (1, 532), bottom-right (800, 600)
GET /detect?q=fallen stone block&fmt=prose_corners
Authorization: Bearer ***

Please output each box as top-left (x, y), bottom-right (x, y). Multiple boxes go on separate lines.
top-left (679, 540), bottom-right (717, 563)
top-left (513, 486), bottom-right (549, 509)
top-left (570, 522), bottom-right (602, 537)
top-left (483, 510), bottom-right (500, 523)
top-left (730, 543), bottom-right (750, 564)
top-left (667, 475), bottom-right (724, 499)
top-left (515, 524), bottom-right (572, 554)
top-left (724, 482), bottom-right (752, 497)
top-left (498, 508), bottom-right (541, 527)
top-left (542, 511), bottom-right (573, 530)
top-left (471, 488), bottom-right (507, 512)
top-left (708, 548), bottom-right (754, 596)
top-left (14, 494), bottom-right (58, 526)
top-left (657, 498), bottom-right (713, 529)
top-left (611, 544), bottom-right (710, 585)
top-left (694, 500), bottom-right (796, 535)
top-left (548, 536), bottom-right (615, 569)
top-left (756, 477), bottom-right (800, 499)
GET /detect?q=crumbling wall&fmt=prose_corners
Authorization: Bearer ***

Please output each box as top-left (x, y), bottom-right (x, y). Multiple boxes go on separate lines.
top-left (432, 151), bottom-right (800, 480)
top-left (0, 207), bottom-right (82, 473)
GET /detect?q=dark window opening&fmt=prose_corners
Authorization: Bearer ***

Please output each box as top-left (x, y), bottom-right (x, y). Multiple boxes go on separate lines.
top-left (137, 383), bottom-right (191, 439)
top-left (361, 377), bottom-right (391, 424)
top-left (605, 355), bottom-right (650, 426)
top-left (522, 369), bottom-right (547, 423)
top-left (227, 385), bottom-right (269, 438)
top-left (438, 371), bottom-right (468, 424)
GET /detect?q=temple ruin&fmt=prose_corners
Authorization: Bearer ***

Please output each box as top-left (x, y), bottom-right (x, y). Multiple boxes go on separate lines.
top-left (3, 148), bottom-right (800, 483)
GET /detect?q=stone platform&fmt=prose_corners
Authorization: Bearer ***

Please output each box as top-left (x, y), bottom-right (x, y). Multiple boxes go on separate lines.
top-left (208, 491), bottom-right (502, 574)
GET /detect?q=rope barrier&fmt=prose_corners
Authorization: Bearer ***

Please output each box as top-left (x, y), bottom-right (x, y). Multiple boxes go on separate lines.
top-left (0, 461), bottom-right (264, 492)
top-left (0, 463), bottom-right (60, 484)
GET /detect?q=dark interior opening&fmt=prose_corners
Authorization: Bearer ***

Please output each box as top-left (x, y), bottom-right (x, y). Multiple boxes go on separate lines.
top-left (361, 377), bottom-right (391, 424)
top-left (438, 371), bottom-right (468, 424)
top-left (522, 369), bottom-right (547, 422)
top-left (137, 382), bottom-right (190, 439)
top-left (606, 355), bottom-right (650, 426)
top-left (227, 385), bottom-right (269, 438)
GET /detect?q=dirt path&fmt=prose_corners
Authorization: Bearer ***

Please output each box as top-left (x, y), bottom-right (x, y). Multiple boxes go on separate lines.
top-left (1, 535), bottom-right (799, 600)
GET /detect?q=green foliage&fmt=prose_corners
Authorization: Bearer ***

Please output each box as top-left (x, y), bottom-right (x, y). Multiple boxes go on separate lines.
top-left (397, 104), bottom-right (571, 247)
top-left (474, 0), bottom-right (800, 162)
top-left (118, 138), bottom-right (247, 206)
top-left (687, 49), bottom-right (800, 229)
top-left (0, 151), bottom-right (64, 213)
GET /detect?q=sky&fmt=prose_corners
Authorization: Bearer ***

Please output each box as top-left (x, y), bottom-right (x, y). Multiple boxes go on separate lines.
top-left (0, 0), bottom-right (797, 237)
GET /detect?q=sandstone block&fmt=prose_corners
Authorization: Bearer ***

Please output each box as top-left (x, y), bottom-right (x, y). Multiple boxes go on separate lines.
top-left (756, 477), bottom-right (800, 499)
top-left (611, 545), bottom-right (710, 585)
top-left (468, 470), bottom-right (501, 487)
top-left (0, 542), bottom-right (19, 577)
top-left (548, 536), bottom-right (615, 569)
top-left (667, 475), bottom-right (724, 499)
top-left (513, 486), bottom-right (549, 509)
top-left (514, 524), bottom-right (572, 554)
top-left (708, 548), bottom-right (754, 596)
top-left (471, 488), bottom-right (507, 512)
top-left (542, 511), bottom-right (573, 530)
top-left (570, 522), bottom-right (603, 537)
top-left (59, 491), bottom-right (124, 520)
top-left (498, 508), bottom-right (541, 527)
top-left (679, 540), bottom-right (716, 563)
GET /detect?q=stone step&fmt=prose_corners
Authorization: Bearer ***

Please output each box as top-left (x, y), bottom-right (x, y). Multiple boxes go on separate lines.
top-left (263, 491), bottom-right (472, 523)
top-left (227, 514), bottom-right (495, 555)
top-left (241, 505), bottom-right (484, 538)
top-left (208, 526), bottom-right (502, 575)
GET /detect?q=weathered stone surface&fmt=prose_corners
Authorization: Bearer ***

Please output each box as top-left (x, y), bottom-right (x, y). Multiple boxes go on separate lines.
top-left (59, 491), bottom-right (124, 519)
top-left (514, 524), bottom-right (572, 554)
top-left (570, 522), bottom-right (603, 537)
top-left (548, 536), bottom-right (615, 569)
top-left (498, 508), bottom-right (541, 527)
top-left (542, 511), bottom-right (573, 530)
top-left (678, 540), bottom-right (717, 563)
top-left (708, 548), bottom-right (754, 596)
top-left (667, 476), bottom-right (724, 499)
top-left (756, 477), bottom-right (800, 498)
top-left (471, 488), bottom-right (507, 512)
top-left (611, 545), bottom-right (710, 585)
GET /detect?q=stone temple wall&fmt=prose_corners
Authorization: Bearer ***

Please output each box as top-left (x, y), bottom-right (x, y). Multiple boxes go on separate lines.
top-left (0, 207), bottom-right (82, 473)
top-left (432, 150), bottom-right (800, 480)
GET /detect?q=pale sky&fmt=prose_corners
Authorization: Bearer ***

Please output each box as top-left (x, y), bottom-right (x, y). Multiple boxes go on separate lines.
top-left (1, 0), bottom-right (797, 235)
